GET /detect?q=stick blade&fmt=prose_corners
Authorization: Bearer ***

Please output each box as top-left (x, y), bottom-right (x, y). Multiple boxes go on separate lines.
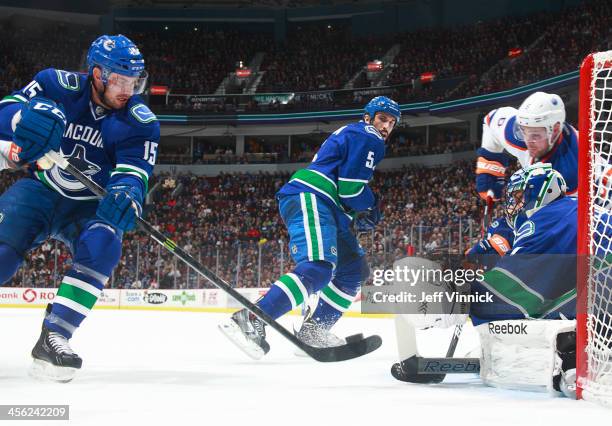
top-left (390, 356), bottom-right (446, 384)
top-left (304, 335), bottom-right (382, 362)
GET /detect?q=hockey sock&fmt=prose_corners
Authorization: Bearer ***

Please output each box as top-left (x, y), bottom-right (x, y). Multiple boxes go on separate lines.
top-left (45, 223), bottom-right (120, 338)
top-left (0, 243), bottom-right (22, 285)
top-left (309, 256), bottom-right (367, 328)
top-left (311, 281), bottom-right (359, 329)
top-left (258, 261), bottom-right (333, 319)
top-left (45, 267), bottom-right (106, 338)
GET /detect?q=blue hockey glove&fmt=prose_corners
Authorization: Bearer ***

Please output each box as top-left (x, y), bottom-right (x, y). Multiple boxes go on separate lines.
top-left (467, 238), bottom-right (493, 257)
top-left (476, 174), bottom-right (505, 201)
top-left (354, 195), bottom-right (382, 232)
top-left (13, 97), bottom-right (66, 163)
top-left (96, 185), bottom-right (142, 232)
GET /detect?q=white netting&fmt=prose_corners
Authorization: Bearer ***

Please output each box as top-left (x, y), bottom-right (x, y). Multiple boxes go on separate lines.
top-left (583, 50), bottom-right (612, 407)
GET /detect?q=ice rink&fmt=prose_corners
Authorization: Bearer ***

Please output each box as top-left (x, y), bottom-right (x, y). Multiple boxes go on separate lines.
top-left (0, 308), bottom-right (609, 425)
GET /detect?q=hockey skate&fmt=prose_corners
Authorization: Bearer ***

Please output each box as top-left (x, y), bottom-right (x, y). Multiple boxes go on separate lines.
top-left (218, 308), bottom-right (270, 360)
top-left (29, 305), bottom-right (82, 383)
top-left (293, 312), bottom-right (346, 357)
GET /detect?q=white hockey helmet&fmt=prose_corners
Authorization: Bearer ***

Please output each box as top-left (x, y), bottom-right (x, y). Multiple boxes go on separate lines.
top-left (516, 92), bottom-right (565, 148)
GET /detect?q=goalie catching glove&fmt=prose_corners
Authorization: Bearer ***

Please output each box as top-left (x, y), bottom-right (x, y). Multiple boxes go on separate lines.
top-left (388, 257), bottom-right (471, 329)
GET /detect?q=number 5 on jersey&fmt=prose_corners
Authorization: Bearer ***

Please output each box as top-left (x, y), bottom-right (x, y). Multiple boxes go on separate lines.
top-left (365, 151), bottom-right (375, 169)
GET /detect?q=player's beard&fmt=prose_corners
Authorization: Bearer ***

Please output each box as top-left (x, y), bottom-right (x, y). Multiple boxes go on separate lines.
top-left (103, 90), bottom-right (129, 110)
top-left (93, 81), bottom-right (128, 110)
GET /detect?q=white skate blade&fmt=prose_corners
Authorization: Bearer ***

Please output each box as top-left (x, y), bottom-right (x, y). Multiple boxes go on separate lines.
top-left (29, 358), bottom-right (77, 383)
top-left (218, 320), bottom-right (265, 361)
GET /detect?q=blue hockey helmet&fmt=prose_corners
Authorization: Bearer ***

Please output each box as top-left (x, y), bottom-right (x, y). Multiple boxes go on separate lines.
top-left (505, 163), bottom-right (567, 228)
top-left (364, 96), bottom-right (401, 124)
top-left (86, 34), bottom-right (147, 94)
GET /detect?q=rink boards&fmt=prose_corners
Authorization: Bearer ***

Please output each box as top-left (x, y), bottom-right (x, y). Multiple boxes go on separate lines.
top-left (0, 287), bottom-right (384, 317)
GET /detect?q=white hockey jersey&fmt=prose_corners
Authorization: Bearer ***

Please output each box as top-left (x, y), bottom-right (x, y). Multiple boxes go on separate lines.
top-left (480, 107), bottom-right (579, 195)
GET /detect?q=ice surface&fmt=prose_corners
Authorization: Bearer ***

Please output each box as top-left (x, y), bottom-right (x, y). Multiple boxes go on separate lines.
top-left (0, 308), bottom-right (608, 426)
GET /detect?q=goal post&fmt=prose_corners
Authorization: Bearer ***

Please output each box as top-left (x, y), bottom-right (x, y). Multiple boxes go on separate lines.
top-left (577, 50), bottom-right (612, 406)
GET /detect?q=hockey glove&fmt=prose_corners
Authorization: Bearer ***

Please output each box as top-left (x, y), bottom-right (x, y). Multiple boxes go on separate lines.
top-left (13, 97), bottom-right (66, 163)
top-left (96, 184), bottom-right (142, 232)
top-left (475, 149), bottom-right (509, 201)
top-left (354, 195), bottom-right (382, 232)
top-left (475, 174), bottom-right (505, 201)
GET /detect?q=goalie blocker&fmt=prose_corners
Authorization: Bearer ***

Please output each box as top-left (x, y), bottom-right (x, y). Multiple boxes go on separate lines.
top-left (390, 257), bottom-right (577, 397)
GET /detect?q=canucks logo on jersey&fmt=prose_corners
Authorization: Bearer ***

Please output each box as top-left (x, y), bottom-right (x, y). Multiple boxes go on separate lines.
top-left (48, 145), bottom-right (102, 193)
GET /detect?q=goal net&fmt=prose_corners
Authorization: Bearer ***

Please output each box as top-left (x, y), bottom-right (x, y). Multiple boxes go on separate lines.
top-left (577, 50), bottom-right (612, 406)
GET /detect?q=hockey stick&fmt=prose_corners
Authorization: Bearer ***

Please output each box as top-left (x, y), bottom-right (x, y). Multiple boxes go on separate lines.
top-left (482, 192), bottom-right (494, 233)
top-left (390, 195), bottom-right (493, 382)
top-left (37, 151), bottom-right (381, 362)
top-left (391, 321), bottom-right (479, 382)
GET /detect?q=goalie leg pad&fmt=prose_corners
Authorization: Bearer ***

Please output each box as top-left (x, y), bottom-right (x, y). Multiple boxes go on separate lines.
top-left (477, 319), bottom-right (575, 395)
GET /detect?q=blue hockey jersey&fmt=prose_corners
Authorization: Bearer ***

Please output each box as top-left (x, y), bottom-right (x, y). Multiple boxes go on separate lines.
top-left (0, 68), bottom-right (160, 204)
top-left (277, 122), bottom-right (385, 228)
top-left (470, 197), bottom-right (578, 325)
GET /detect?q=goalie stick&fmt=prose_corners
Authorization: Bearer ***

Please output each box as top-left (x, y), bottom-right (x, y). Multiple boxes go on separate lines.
top-left (391, 195), bottom-right (493, 383)
top-left (7, 150), bottom-right (382, 362)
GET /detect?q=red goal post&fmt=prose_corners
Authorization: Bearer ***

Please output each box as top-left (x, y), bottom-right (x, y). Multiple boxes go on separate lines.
top-left (577, 50), bottom-right (612, 405)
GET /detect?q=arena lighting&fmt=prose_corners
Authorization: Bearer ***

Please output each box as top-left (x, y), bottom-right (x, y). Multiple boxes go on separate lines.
top-left (367, 60), bottom-right (383, 72)
top-left (150, 85), bottom-right (169, 95)
top-left (236, 68), bottom-right (252, 78)
top-left (508, 48), bottom-right (523, 58)
top-left (420, 71), bottom-right (436, 83)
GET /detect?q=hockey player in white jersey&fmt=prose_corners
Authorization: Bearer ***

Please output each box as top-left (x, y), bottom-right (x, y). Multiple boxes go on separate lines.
top-left (476, 91), bottom-right (579, 200)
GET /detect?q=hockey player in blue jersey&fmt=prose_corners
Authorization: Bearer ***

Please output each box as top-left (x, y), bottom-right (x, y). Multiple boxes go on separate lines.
top-left (471, 163), bottom-right (577, 324)
top-left (410, 163), bottom-right (577, 329)
top-left (219, 96), bottom-right (400, 359)
top-left (0, 34), bottom-right (159, 381)
top-left (402, 164), bottom-right (581, 396)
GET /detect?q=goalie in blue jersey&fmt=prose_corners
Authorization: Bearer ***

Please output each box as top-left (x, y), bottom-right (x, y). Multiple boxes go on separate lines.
top-left (0, 35), bottom-right (159, 381)
top-left (219, 96), bottom-right (401, 359)
top-left (406, 163), bottom-right (581, 396)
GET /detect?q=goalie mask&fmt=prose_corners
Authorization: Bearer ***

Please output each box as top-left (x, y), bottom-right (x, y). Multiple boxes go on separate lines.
top-left (505, 163), bottom-right (567, 229)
